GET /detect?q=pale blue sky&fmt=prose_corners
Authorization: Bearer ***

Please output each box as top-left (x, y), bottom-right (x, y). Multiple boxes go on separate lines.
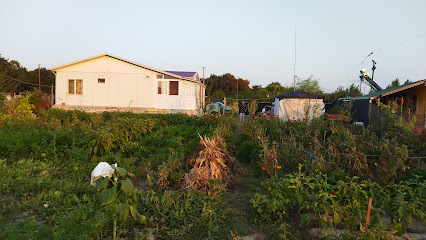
top-left (1, 0), bottom-right (425, 93)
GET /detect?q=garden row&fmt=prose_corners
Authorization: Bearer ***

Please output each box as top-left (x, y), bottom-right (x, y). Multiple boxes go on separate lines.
top-left (0, 97), bottom-right (237, 239)
top-left (240, 114), bottom-right (425, 239)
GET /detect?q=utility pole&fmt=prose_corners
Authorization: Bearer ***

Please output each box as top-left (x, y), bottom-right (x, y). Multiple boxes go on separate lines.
top-left (51, 84), bottom-right (54, 107)
top-left (38, 64), bottom-right (41, 91)
top-left (202, 66), bottom-right (205, 108)
top-left (202, 67), bottom-right (205, 85)
top-left (370, 60), bottom-right (377, 93)
top-left (237, 77), bottom-right (239, 101)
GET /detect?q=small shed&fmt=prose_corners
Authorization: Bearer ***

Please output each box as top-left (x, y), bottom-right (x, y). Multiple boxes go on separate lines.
top-left (352, 79), bottom-right (426, 130)
top-left (273, 91), bottom-right (325, 121)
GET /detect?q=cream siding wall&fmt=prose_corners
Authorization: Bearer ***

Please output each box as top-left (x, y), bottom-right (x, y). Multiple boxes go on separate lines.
top-left (55, 56), bottom-right (199, 110)
top-left (154, 79), bottom-right (197, 110)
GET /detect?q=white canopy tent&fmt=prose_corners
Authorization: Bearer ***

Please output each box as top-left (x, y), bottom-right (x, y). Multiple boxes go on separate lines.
top-left (273, 91), bottom-right (325, 121)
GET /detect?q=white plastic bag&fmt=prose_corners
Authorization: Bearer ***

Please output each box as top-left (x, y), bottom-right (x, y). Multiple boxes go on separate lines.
top-left (90, 162), bottom-right (117, 186)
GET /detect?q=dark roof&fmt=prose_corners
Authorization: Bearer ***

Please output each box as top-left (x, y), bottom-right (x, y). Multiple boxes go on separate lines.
top-left (355, 79), bottom-right (426, 100)
top-left (165, 71), bottom-right (197, 78)
top-left (276, 91), bottom-right (324, 100)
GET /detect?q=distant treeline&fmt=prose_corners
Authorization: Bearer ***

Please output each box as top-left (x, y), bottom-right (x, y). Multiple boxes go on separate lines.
top-left (205, 73), bottom-right (362, 102)
top-left (0, 54), bottom-right (362, 101)
top-left (0, 54), bottom-right (55, 94)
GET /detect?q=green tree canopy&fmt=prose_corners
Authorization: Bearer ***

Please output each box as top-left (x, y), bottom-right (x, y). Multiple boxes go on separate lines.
top-left (386, 78), bottom-right (400, 89)
top-left (205, 73), bottom-right (250, 98)
top-left (295, 76), bottom-right (322, 95)
top-left (325, 84), bottom-right (362, 100)
top-left (348, 84), bottom-right (362, 97)
top-left (0, 54), bottom-right (54, 93)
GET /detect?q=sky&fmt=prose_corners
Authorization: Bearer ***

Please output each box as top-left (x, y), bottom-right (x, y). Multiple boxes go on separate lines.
top-left (1, 0), bottom-right (425, 94)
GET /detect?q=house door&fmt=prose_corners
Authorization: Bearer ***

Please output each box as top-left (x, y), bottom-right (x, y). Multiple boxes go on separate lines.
top-left (155, 80), bottom-right (168, 109)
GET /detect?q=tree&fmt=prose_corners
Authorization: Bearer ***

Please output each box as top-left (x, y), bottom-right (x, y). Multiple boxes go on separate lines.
top-left (296, 76), bottom-right (322, 94)
top-left (347, 84), bottom-right (361, 97)
top-left (211, 89), bottom-right (225, 99)
top-left (204, 73), bottom-right (250, 97)
top-left (326, 84), bottom-right (361, 100)
top-left (327, 86), bottom-right (346, 100)
top-left (403, 79), bottom-right (411, 85)
top-left (0, 54), bottom-right (55, 93)
top-left (252, 85), bottom-right (262, 93)
top-left (386, 78), bottom-right (400, 89)
top-left (265, 82), bottom-right (292, 97)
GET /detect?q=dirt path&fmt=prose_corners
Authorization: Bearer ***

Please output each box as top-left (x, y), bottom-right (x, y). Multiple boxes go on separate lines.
top-left (222, 118), bottom-right (265, 240)
top-left (223, 165), bottom-right (265, 240)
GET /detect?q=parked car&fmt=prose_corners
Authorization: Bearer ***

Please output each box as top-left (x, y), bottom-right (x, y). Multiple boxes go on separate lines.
top-left (206, 102), bottom-right (232, 114)
top-left (216, 102), bottom-right (233, 114)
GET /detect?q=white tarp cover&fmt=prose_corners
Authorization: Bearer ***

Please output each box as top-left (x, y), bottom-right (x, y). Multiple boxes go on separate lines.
top-left (90, 162), bottom-right (117, 186)
top-left (206, 103), bottom-right (220, 113)
top-left (276, 98), bottom-right (324, 121)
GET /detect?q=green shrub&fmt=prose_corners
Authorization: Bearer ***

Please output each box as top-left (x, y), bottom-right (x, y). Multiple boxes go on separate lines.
top-left (251, 168), bottom-right (425, 237)
top-left (138, 190), bottom-right (230, 240)
top-left (0, 95), bottom-right (34, 122)
top-left (236, 133), bottom-right (261, 163)
top-left (89, 117), bottom-right (157, 155)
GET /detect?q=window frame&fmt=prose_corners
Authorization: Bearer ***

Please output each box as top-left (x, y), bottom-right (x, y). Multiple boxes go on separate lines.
top-left (68, 79), bottom-right (83, 95)
top-left (157, 81), bottom-right (168, 95)
top-left (68, 79), bottom-right (75, 94)
top-left (76, 79), bottom-right (83, 95)
top-left (182, 83), bottom-right (196, 97)
top-left (169, 81), bottom-right (179, 96)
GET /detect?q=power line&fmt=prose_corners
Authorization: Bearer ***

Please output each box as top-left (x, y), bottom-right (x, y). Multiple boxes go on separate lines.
top-left (226, 97), bottom-right (271, 101)
top-left (3, 75), bottom-right (53, 88)
top-left (399, 31), bottom-right (426, 44)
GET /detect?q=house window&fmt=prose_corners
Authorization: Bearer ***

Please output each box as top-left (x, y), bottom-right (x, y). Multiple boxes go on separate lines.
top-left (158, 81), bottom-right (167, 94)
top-left (156, 74), bottom-right (163, 79)
top-left (68, 79), bottom-right (83, 95)
top-left (182, 83), bottom-right (196, 96)
top-left (164, 75), bottom-right (177, 79)
top-left (68, 79), bottom-right (75, 94)
top-left (169, 81), bottom-right (179, 95)
top-left (76, 80), bottom-right (83, 95)
top-left (98, 78), bottom-right (105, 83)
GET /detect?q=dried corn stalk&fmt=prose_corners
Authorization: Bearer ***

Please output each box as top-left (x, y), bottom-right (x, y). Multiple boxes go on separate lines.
top-left (184, 135), bottom-right (234, 192)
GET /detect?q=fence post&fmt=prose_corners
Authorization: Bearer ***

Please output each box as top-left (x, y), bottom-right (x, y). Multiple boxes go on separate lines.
top-left (365, 198), bottom-right (372, 230)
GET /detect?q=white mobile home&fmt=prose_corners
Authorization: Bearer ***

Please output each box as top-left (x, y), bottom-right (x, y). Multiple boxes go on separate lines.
top-left (50, 53), bottom-right (205, 114)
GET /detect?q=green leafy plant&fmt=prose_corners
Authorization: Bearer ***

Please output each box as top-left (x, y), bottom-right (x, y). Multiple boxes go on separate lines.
top-left (0, 95), bottom-right (34, 121)
top-left (137, 190), bottom-right (231, 239)
top-left (248, 100), bottom-right (258, 116)
top-left (89, 117), bottom-right (157, 154)
top-left (95, 165), bottom-right (146, 240)
top-left (251, 166), bottom-right (425, 237)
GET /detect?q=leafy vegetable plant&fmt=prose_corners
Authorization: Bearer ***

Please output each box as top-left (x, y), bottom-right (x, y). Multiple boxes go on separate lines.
top-left (95, 165), bottom-right (146, 240)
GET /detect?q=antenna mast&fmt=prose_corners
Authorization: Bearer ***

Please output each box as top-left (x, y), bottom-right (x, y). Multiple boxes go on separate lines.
top-left (360, 52), bottom-right (373, 91)
top-left (293, 25), bottom-right (297, 91)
